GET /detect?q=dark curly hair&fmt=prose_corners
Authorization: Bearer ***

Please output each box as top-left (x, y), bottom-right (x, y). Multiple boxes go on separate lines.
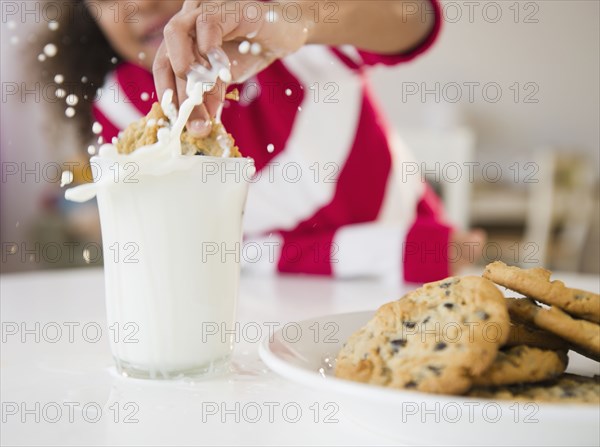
top-left (39, 0), bottom-right (120, 146)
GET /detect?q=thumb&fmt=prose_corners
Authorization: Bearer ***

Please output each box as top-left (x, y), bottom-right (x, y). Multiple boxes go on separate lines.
top-left (176, 77), bottom-right (212, 137)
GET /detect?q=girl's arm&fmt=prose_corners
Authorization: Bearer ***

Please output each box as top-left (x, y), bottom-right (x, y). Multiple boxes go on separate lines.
top-left (306, 0), bottom-right (435, 54)
top-left (153, 0), bottom-right (437, 136)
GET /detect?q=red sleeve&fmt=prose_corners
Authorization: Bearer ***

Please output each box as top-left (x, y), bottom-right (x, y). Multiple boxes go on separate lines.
top-left (276, 184), bottom-right (454, 282)
top-left (338, 0), bottom-right (442, 68)
top-left (403, 183), bottom-right (453, 283)
top-left (92, 106), bottom-right (120, 144)
top-left (92, 63), bottom-right (156, 143)
top-left (277, 230), bottom-right (335, 276)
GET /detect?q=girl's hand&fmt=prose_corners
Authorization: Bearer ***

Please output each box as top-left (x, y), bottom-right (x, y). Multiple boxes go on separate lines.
top-left (153, 1), bottom-right (311, 136)
top-left (450, 228), bottom-right (487, 275)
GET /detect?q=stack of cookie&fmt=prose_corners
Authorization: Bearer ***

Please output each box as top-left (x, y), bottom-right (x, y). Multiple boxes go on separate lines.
top-left (335, 265), bottom-right (600, 403)
top-left (483, 261), bottom-right (600, 362)
top-left (471, 261), bottom-right (600, 402)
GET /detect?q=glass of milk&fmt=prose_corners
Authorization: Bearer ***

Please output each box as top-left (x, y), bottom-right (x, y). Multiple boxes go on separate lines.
top-left (92, 154), bottom-right (254, 379)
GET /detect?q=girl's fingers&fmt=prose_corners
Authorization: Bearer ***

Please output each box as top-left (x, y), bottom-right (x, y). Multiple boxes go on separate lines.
top-left (227, 49), bottom-right (272, 83)
top-left (181, 0), bottom-right (203, 12)
top-left (187, 108), bottom-right (212, 137)
top-left (175, 77), bottom-right (212, 137)
top-left (156, 1), bottom-right (274, 133)
top-left (163, 10), bottom-right (204, 79)
top-left (203, 79), bottom-right (227, 118)
top-left (152, 41), bottom-right (178, 106)
top-left (194, 5), bottom-right (259, 56)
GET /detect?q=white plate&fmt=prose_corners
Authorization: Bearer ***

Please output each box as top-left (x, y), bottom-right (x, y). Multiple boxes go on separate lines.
top-left (259, 311), bottom-right (600, 446)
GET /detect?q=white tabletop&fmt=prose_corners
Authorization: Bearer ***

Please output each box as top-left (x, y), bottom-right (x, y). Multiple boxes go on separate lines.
top-left (1, 268), bottom-right (599, 446)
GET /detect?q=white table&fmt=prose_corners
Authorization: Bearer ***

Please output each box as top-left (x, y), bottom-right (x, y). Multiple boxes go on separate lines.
top-left (1, 268), bottom-right (599, 446)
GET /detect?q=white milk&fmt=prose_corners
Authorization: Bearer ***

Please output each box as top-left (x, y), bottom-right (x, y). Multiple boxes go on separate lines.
top-left (66, 50), bottom-right (256, 378)
top-left (96, 155), bottom-right (253, 378)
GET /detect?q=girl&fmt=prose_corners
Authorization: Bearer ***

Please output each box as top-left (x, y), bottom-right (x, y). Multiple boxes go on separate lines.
top-left (44, 0), bottom-right (484, 282)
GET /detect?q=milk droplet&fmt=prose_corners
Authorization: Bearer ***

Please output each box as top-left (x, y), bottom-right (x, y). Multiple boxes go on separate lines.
top-left (111, 57), bottom-right (118, 64)
top-left (140, 92), bottom-right (150, 101)
top-left (83, 248), bottom-right (91, 264)
top-left (87, 145), bottom-right (96, 155)
top-left (97, 136), bottom-right (104, 145)
top-left (43, 43), bottom-right (58, 57)
top-left (138, 52), bottom-right (146, 60)
top-left (81, 76), bottom-right (88, 83)
top-left (7, 21), bottom-right (16, 30)
top-left (48, 21), bottom-right (59, 31)
top-left (66, 94), bottom-right (79, 106)
top-left (60, 170), bottom-right (73, 187)
top-left (55, 88), bottom-right (66, 98)
top-left (285, 88), bottom-right (292, 96)
top-left (232, 60), bottom-right (238, 66)
top-left (218, 67), bottom-right (232, 83)
top-left (10, 36), bottom-right (19, 45)
top-left (37, 54), bottom-right (46, 62)
top-left (298, 106), bottom-right (302, 111)
top-left (238, 40), bottom-right (250, 54)
top-left (267, 144), bottom-right (275, 153)
top-left (250, 42), bottom-right (262, 56)
top-left (54, 74), bottom-right (64, 84)
top-left (92, 122), bottom-right (103, 135)
top-left (65, 107), bottom-right (75, 117)
top-left (111, 137), bottom-right (118, 145)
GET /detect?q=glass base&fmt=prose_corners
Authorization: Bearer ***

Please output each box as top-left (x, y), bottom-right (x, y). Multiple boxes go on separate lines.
top-left (114, 355), bottom-right (231, 380)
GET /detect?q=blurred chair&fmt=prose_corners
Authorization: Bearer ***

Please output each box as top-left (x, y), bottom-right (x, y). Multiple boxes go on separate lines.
top-left (400, 126), bottom-right (476, 231)
top-left (471, 148), bottom-right (597, 270)
top-left (579, 181), bottom-right (600, 274)
top-left (548, 152), bottom-right (597, 271)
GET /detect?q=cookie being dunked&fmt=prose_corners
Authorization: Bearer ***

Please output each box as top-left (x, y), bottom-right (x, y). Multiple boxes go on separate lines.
top-left (335, 277), bottom-right (510, 395)
top-left (116, 102), bottom-right (242, 158)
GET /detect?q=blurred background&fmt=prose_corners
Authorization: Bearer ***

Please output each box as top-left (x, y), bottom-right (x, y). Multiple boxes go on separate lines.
top-left (1, 0), bottom-right (599, 274)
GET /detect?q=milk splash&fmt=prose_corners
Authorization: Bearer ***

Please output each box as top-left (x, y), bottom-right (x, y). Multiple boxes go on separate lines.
top-left (66, 48), bottom-right (237, 203)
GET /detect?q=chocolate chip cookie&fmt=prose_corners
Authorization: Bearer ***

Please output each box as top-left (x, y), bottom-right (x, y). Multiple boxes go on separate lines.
top-left (335, 276), bottom-right (510, 394)
top-left (483, 261), bottom-right (600, 323)
top-left (116, 102), bottom-right (241, 157)
top-left (505, 322), bottom-right (568, 351)
top-left (468, 374), bottom-right (600, 404)
top-left (472, 345), bottom-right (568, 386)
top-left (506, 297), bottom-right (600, 361)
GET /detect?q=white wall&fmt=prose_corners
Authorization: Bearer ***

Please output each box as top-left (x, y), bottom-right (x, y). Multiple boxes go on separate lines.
top-left (370, 0), bottom-right (600, 166)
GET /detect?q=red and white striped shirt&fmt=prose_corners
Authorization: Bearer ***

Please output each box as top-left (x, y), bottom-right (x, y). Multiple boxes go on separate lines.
top-left (93, 0), bottom-right (451, 283)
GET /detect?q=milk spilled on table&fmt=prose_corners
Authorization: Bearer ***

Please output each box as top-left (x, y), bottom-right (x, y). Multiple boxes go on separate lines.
top-left (66, 50), bottom-right (255, 379)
